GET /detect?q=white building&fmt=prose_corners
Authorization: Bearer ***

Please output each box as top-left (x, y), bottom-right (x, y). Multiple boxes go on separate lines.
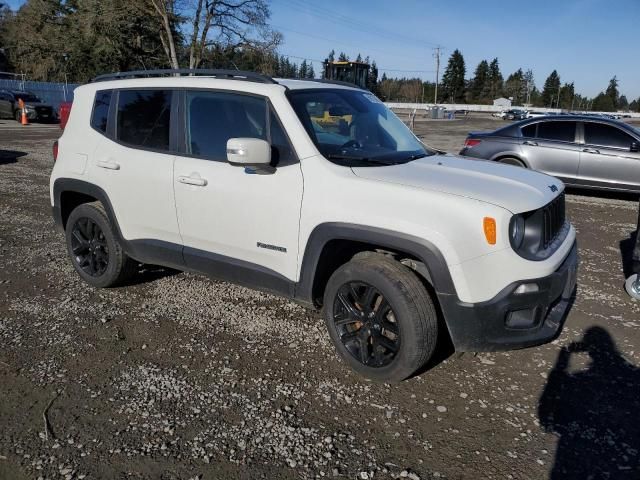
top-left (493, 97), bottom-right (512, 108)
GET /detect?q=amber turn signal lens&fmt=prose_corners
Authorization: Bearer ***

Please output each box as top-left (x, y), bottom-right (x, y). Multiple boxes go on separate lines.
top-left (483, 217), bottom-right (497, 245)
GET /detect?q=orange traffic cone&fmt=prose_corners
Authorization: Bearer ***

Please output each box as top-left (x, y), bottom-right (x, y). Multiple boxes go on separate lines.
top-left (18, 99), bottom-right (29, 126)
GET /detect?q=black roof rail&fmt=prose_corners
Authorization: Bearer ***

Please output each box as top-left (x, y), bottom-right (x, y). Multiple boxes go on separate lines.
top-left (295, 78), bottom-right (368, 91)
top-left (91, 69), bottom-right (278, 84)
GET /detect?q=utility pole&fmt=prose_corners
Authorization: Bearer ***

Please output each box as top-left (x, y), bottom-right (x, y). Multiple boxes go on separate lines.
top-left (433, 46), bottom-right (442, 104)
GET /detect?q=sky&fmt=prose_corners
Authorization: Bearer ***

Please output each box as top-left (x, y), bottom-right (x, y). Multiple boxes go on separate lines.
top-left (5, 0), bottom-right (640, 99)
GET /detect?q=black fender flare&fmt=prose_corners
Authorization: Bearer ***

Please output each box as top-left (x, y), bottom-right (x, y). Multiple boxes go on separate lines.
top-left (52, 178), bottom-right (123, 236)
top-left (294, 223), bottom-right (457, 305)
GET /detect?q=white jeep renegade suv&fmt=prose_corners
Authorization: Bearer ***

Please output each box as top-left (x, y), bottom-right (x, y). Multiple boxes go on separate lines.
top-left (50, 70), bottom-right (577, 382)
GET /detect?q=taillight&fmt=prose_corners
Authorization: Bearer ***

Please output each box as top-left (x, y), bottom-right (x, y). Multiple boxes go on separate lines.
top-left (53, 140), bottom-right (59, 162)
top-left (465, 138), bottom-right (482, 148)
top-left (59, 102), bottom-right (72, 130)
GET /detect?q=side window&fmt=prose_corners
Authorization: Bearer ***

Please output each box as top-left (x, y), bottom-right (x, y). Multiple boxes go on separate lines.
top-left (185, 91), bottom-right (266, 160)
top-left (269, 109), bottom-right (295, 165)
top-left (584, 123), bottom-right (635, 149)
top-left (521, 123), bottom-right (537, 138)
top-left (537, 121), bottom-right (576, 143)
top-left (116, 89), bottom-right (172, 150)
top-left (90, 90), bottom-right (112, 134)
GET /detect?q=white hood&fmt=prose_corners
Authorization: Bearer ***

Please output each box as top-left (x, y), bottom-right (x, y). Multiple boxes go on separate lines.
top-left (351, 154), bottom-right (563, 213)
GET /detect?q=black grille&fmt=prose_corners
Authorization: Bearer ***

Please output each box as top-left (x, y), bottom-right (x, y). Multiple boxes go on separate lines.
top-left (541, 193), bottom-right (565, 249)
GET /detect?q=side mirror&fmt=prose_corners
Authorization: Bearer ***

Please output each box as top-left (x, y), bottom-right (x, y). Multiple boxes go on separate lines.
top-left (631, 141), bottom-right (639, 153)
top-left (226, 138), bottom-right (273, 173)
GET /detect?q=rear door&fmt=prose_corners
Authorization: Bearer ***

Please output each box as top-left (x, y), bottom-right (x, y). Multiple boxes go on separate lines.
top-left (88, 88), bottom-right (182, 249)
top-left (519, 120), bottom-right (580, 180)
top-left (578, 121), bottom-right (640, 190)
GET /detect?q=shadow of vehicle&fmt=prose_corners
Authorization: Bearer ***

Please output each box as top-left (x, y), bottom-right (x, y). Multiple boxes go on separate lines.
top-left (619, 202), bottom-right (640, 279)
top-left (0, 149), bottom-right (27, 165)
top-left (538, 327), bottom-right (640, 479)
top-left (120, 264), bottom-right (180, 287)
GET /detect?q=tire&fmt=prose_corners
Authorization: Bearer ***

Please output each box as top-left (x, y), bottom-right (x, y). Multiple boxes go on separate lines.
top-left (625, 274), bottom-right (640, 301)
top-left (323, 254), bottom-right (438, 382)
top-left (65, 202), bottom-right (137, 288)
top-left (499, 157), bottom-right (525, 168)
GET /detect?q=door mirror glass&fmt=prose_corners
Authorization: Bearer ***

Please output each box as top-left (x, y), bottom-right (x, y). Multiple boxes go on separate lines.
top-left (227, 138), bottom-right (273, 172)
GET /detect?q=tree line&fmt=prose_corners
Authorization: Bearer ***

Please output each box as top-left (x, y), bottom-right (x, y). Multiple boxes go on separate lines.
top-left (429, 49), bottom-right (638, 112)
top-left (0, 1), bottom-right (636, 112)
top-left (0, 0), bottom-right (316, 83)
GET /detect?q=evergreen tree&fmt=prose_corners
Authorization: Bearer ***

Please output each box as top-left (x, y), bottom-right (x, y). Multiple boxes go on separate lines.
top-left (327, 49), bottom-right (335, 62)
top-left (471, 60), bottom-right (490, 103)
top-left (367, 60), bottom-right (379, 94)
top-left (541, 70), bottom-right (561, 107)
top-left (605, 76), bottom-right (619, 109)
top-left (355, 53), bottom-right (362, 62)
top-left (629, 98), bottom-right (639, 112)
top-left (299, 59), bottom-right (308, 79)
top-left (488, 58), bottom-right (503, 99)
top-left (440, 49), bottom-right (465, 103)
top-left (306, 62), bottom-right (315, 79)
top-left (338, 51), bottom-right (348, 61)
top-left (504, 68), bottom-right (524, 104)
top-left (558, 82), bottom-right (575, 110)
top-left (618, 95), bottom-right (629, 110)
top-left (592, 92), bottom-right (615, 112)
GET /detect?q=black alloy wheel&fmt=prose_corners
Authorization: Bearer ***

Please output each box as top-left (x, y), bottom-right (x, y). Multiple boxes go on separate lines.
top-left (333, 281), bottom-right (400, 368)
top-left (70, 217), bottom-right (109, 277)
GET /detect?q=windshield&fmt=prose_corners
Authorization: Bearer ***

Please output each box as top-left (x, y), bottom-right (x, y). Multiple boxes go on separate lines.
top-left (14, 93), bottom-right (41, 102)
top-left (288, 89), bottom-right (434, 165)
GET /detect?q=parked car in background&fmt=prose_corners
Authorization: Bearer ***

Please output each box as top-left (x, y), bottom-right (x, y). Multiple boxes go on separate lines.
top-left (460, 115), bottom-right (640, 192)
top-left (526, 111), bottom-right (548, 119)
top-left (504, 109), bottom-right (527, 121)
top-left (0, 89), bottom-right (57, 122)
top-left (492, 110), bottom-right (507, 119)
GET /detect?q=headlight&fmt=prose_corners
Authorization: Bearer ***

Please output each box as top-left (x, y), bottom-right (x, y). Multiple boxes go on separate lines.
top-left (509, 214), bottom-right (525, 250)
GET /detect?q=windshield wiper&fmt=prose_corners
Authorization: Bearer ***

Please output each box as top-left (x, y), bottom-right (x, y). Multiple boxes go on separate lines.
top-left (326, 153), bottom-right (394, 166)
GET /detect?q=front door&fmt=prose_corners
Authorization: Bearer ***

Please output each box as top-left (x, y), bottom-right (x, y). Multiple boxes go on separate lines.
top-left (173, 90), bottom-right (303, 291)
top-left (578, 121), bottom-right (640, 190)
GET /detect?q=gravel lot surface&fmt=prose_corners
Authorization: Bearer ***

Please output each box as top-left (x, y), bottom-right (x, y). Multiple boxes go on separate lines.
top-left (1, 117), bottom-right (639, 480)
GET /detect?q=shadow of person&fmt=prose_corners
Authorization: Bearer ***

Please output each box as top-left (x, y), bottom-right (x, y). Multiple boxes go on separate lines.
top-left (538, 327), bottom-right (640, 479)
top-left (620, 202), bottom-right (640, 279)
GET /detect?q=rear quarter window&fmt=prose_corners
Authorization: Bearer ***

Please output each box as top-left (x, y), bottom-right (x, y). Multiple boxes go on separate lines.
top-left (90, 90), bottom-right (112, 133)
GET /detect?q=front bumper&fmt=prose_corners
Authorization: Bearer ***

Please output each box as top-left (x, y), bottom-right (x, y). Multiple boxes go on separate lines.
top-left (439, 241), bottom-right (578, 352)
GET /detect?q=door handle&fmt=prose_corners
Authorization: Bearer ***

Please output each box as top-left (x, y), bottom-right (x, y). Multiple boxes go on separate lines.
top-left (178, 175), bottom-right (207, 186)
top-left (97, 160), bottom-right (120, 170)
top-left (523, 141), bottom-right (538, 146)
top-left (582, 148), bottom-right (600, 154)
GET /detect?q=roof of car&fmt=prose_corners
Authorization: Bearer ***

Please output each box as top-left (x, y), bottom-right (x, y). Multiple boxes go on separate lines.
top-left (90, 69), bottom-right (363, 92)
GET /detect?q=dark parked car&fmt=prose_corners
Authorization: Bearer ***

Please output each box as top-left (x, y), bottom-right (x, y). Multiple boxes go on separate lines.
top-left (460, 115), bottom-right (640, 193)
top-left (0, 89), bottom-right (56, 122)
top-left (504, 109), bottom-right (527, 121)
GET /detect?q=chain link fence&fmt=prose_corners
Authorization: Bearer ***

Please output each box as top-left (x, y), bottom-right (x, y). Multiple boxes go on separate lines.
top-left (0, 73), bottom-right (79, 111)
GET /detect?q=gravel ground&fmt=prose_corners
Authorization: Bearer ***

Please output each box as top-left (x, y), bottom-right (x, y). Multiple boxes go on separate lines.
top-left (1, 117), bottom-right (639, 480)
